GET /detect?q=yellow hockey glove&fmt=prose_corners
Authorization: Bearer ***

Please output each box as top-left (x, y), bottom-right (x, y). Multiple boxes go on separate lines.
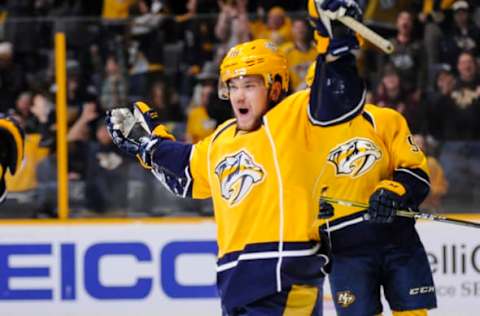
top-left (133, 102), bottom-right (175, 141)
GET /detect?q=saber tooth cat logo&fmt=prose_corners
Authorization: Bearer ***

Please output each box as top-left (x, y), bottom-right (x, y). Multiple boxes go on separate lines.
top-left (328, 138), bottom-right (382, 177)
top-left (215, 150), bottom-right (265, 205)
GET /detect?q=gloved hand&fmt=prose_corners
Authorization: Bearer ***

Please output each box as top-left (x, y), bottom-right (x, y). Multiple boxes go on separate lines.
top-left (308, 0), bottom-right (362, 38)
top-left (106, 109), bottom-right (159, 169)
top-left (367, 180), bottom-right (406, 224)
top-left (318, 200), bottom-right (334, 219)
top-left (133, 102), bottom-right (175, 140)
top-left (308, 0), bottom-right (361, 57)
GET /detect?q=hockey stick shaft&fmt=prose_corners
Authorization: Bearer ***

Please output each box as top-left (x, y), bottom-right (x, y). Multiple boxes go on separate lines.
top-left (321, 196), bottom-right (480, 229)
top-left (338, 16), bottom-right (394, 54)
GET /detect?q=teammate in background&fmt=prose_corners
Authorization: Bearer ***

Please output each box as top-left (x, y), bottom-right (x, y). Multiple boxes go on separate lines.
top-left (0, 114), bottom-right (24, 204)
top-left (307, 2), bottom-right (437, 314)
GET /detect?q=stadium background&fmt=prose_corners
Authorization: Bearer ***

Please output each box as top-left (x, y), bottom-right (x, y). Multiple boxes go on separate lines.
top-left (0, 0), bottom-right (479, 315)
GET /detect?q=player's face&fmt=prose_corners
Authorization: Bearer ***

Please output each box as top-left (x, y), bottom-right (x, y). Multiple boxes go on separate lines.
top-left (228, 75), bottom-right (269, 131)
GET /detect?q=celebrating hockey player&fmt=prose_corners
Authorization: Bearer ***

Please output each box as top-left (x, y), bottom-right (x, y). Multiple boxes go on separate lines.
top-left (307, 0), bottom-right (437, 315)
top-left (0, 114), bottom-right (24, 204)
top-left (105, 0), bottom-right (388, 314)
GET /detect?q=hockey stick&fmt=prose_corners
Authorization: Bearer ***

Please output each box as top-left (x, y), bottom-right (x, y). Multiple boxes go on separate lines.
top-left (313, 0), bottom-right (394, 54)
top-left (338, 16), bottom-right (394, 54)
top-left (320, 196), bottom-right (480, 229)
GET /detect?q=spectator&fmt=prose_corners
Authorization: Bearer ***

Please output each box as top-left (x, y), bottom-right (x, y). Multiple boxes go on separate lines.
top-left (30, 93), bottom-right (55, 148)
top-left (0, 42), bottom-right (26, 113)
top-left (130, 0), bottom-right (166, 66)
top-left (378, 11), bottom-right (425, 94)
top-left (419, 0), bottom-right (456, 87)
top-left (4, 1), bottom-right (41, 74)
top-left (68, 101), bottom-right (100, 142)
top-left (372, 65), bottom-right (425, 133)
top-left (177, 0), bottom-right (217, 110)
top-left (280, 19), bottom-right (316, 92)
top-left (448, 51), bottom-right (480, 139)
top-left (10, 91), bottom-right (38, 133)
top-left (100, 54), bottom-right (128, 110)
top-left (426, 64), bottom-right (458, 140)
top-left (85, 121), bottom-right (131, 214)
top-left (250, 6), bottom-right (292, 46)
top-left (186, 62), bottom-right (218, 143)
top-left (148, 80), bottom-right (185, 123)
top-left (440, 1), bottom-right (480, 68)
top-left (214, 0), bottom-right (251, 64)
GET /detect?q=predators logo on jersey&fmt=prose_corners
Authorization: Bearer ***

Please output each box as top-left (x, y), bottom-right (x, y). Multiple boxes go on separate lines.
top-left (328, 138), bottom-right (382, 178)
top-left (215, 150), bottom-right (265, 205)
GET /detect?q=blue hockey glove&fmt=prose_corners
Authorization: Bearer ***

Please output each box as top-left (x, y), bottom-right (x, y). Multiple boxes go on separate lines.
top-left (308, 0), bottom-right (361, 58)
top-left (308, 0), bottom-right (362, 38)
top-left (367, 180), bottom-right (406, 224)
top-left (318, 200), bottom-right (334, 219)
top-left (106, 109), bottom-right (158, 169)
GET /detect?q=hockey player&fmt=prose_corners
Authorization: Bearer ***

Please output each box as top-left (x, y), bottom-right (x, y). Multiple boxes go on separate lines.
top-left (107, 0), bottom-right (365, 314)
top-left (307, 1), bottom-right (437, 314)
top-left (0, 114), bottom-right (24, 204)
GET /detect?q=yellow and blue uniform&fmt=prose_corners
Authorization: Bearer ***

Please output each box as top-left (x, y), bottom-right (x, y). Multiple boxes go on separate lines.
top-left (311, 104), bottom-right (436, 315)
top-left (151, 90), bottom-right (329, 313)
top-left (144, 49), bottom-right (365, 314)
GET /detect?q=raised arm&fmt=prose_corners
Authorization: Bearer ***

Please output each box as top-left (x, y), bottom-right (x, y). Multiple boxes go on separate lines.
top-left (307, 0), bottom-right (366, 126)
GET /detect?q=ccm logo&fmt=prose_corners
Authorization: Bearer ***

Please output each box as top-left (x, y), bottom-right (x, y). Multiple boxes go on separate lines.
top-left (409, 286), bottom-right (435, 295)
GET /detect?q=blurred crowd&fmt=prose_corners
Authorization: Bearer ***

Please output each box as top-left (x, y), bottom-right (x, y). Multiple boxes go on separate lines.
top-left (0, 0), bottom-right (479, 217)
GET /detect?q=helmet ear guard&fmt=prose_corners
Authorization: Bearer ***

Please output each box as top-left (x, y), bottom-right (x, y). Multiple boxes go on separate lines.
top-left (0, 116), bottom-right (25, 176)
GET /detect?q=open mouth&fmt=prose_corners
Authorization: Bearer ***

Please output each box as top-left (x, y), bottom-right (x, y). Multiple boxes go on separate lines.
top-left (239, 108), bottom-right (249, 115)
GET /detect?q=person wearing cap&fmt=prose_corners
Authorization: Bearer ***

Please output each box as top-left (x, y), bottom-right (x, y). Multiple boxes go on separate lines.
top-left (250, 6), bottom-right (293, 46)
top-left (440, 0), bottom-right (480, 68)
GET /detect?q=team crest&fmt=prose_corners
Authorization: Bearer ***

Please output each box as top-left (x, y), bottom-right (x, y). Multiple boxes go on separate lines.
top-left (336, 290), bottom-right (356, 308)
top-left (328, 138), bottom-right (381, 178)
top-left (215, 150), bottom-right (265, 205)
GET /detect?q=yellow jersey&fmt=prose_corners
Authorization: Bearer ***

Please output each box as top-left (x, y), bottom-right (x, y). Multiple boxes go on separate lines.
top-left (280, 42), bottom-right (318, 91)
top-left (102, 0), bottom-right (135, 20)
top-left (187, 90), bottom-right (327, 309)
top-left (147, 54), bottom-right (424, 309)
top-left (185, 105), bottom-right (216, 143)
top-left (311, 104), bottom-right (431, 251)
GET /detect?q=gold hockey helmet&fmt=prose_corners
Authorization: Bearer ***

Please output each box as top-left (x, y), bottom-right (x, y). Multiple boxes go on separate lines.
top-left (219, 39), bottom-right (289, 100)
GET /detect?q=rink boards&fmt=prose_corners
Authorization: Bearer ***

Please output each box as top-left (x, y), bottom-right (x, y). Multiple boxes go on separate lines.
top-left (0, 216), bottom-right (478, 316)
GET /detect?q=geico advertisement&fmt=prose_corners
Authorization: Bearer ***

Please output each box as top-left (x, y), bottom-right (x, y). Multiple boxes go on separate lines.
top-left (0, 221), bottom-right (220, 316)
top-left (0, 219), bottom-right (478, 316)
